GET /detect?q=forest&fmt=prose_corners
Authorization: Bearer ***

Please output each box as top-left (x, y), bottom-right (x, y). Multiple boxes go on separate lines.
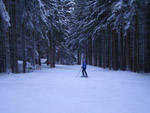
top-left (0, 0), bottom-right (150, 73)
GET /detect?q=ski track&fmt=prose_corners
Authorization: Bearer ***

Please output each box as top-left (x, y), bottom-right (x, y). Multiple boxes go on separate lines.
top-left (0, 65), bottom-right (150, 113)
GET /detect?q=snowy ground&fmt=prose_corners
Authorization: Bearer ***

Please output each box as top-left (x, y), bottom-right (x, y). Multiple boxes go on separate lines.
top-left (0, 65), bottom-right (150, 113)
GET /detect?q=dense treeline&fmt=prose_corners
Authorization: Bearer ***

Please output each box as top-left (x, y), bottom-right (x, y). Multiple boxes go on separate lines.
top-left (0, 0), bottom-right (150, 73)
top-left (69, 0), bottom-right (150, 73)
top-left (0, 0), bottom-right (74, 73)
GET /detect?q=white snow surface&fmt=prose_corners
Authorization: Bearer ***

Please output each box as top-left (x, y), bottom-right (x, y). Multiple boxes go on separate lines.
top-left (0, 65), bottom-right (150, 113)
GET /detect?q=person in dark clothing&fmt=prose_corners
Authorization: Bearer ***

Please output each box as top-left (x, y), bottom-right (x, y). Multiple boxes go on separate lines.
top-left (81, 59), bottom-right (88, 77)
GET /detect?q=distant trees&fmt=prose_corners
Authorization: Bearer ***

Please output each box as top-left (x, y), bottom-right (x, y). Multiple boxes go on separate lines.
top-left (69, 0), bottom-right (150, 73)
top-left (0, 0), bottom-right (74, 73)
top-left (1, 0), bottom-right (150, 73)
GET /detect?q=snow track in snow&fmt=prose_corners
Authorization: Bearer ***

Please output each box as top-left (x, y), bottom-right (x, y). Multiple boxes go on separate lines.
top-left (0, 65), bottom-right (150, 113)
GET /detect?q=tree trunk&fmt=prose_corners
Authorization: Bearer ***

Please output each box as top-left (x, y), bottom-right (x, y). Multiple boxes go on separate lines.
top-left (97, 36), bottom-right (100, 67)
top-left (50, 31), bottom-right (54, 68)
top-left (32, 31), bottom-right (36, 68)
top-left (77, 50), bottom-right (81, 65)
top-left (4, 29), bottom-right (11, 73)
top-left (22, 22), bottom-right (26, 73)
top-left (123, 37), bottom-right (126, 70)
top-left (126, 31), bottom-right (130, 71)
top-left (85, 41), bottom-right (88, 64)
top-left (99, 32), bottom-right (102, 67)
top-left (120, 27), bottom-right (123, 70)
top-left (133, 10), bottom-right (139, 72)
top-left (11, 0), bottom-right (18, 73)
top-left (37, 34), bottom-right (41, 66)
top-left (145, 2), bottom-right (150, 72)
top-left (103, 30), bottom-right (106, 69)
top-left (95, 39), bottom-right (98, 66)
top-left (112, 29), bottom-right (118, 70)
top-left (108, 29), bottom-right (111, 70)
top-left (47, 46), bottom-right (50, 66)
top-left (53, 39), bottom-right (56, 67)
top-left (37, 43), bottom-right (41, 66)
top-left (88, 39), bottom-right (92, 65)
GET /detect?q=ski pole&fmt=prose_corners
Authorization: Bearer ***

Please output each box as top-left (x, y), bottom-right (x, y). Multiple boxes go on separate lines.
top-left (75, 68), bottom-right (81, 77)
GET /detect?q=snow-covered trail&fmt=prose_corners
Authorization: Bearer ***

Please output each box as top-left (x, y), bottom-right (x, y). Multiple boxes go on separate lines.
top-left (0, 65), bottom-right (150, 113)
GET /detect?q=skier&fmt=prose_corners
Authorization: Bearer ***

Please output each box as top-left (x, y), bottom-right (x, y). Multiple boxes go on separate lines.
top-left (81, 58), bottom-right (88, 77)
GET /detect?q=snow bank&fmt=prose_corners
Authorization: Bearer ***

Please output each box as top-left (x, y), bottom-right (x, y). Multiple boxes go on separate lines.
top-left (18, 60), bottom-right (34, 73)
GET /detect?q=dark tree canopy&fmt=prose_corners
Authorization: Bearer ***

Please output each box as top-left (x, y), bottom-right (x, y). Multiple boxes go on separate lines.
top-left (0, 0), bottom-right (150, 73)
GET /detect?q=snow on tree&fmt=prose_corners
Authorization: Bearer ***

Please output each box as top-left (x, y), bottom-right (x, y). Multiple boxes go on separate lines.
top-left (0, 0), bottom-right (10, 28)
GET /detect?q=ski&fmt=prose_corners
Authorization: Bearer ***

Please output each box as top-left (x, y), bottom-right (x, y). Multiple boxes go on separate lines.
top-left (80, 76), bottom-right (89, 78)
